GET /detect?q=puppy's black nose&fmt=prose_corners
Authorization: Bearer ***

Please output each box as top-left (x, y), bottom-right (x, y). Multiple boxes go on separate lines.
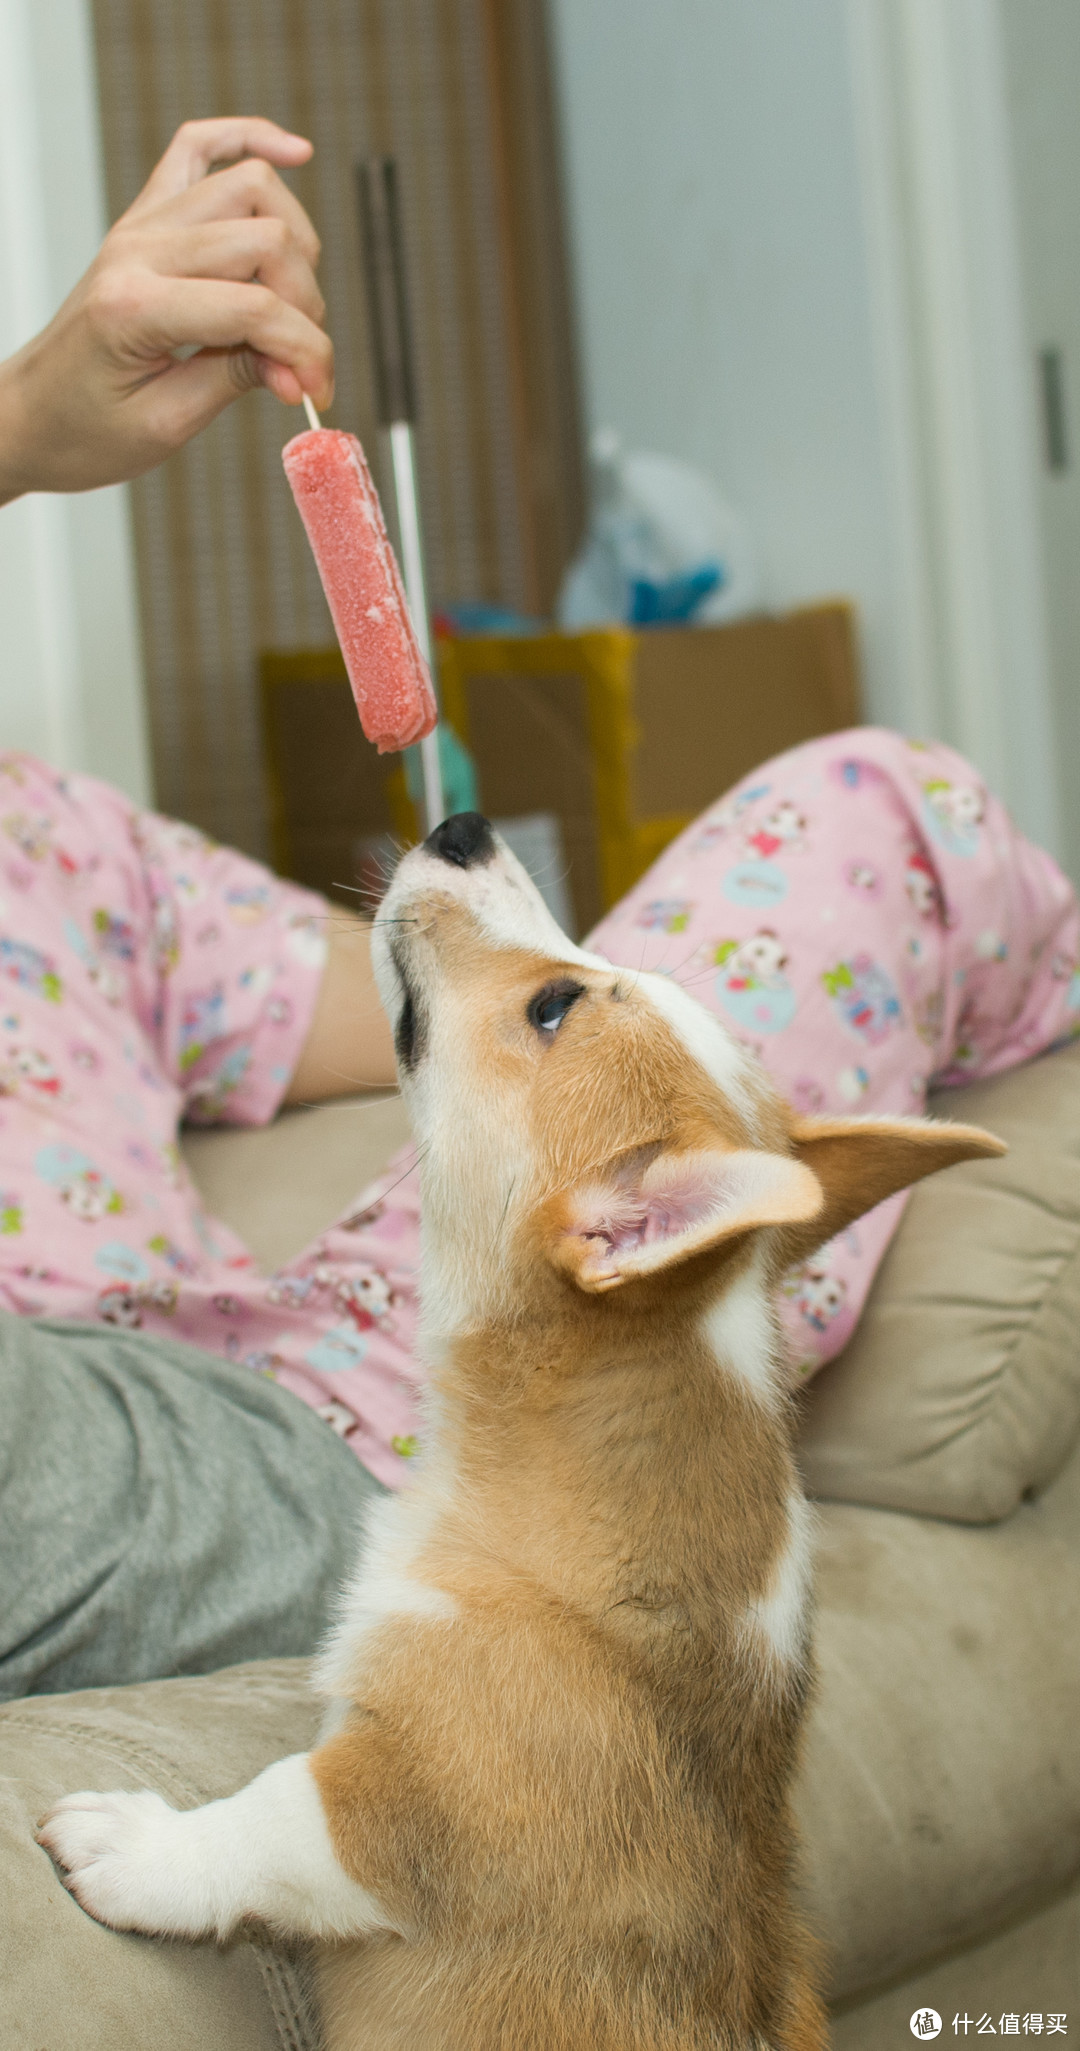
top-left (424, 813), bottom-right (496, 869)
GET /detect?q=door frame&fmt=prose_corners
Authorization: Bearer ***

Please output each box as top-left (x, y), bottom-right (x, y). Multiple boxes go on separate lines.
top-left (845, 0), bottom-right (1061, 855)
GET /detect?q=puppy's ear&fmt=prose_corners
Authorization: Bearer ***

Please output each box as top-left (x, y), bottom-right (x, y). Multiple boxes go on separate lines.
top-left (781, 1113), bottom-right (1005, 1265)
top-left (546, 1146), bottom-right (824, 1294)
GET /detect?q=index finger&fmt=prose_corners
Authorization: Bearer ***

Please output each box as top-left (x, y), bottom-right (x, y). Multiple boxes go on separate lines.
top-left (145, 157), bottom-right (321, 271)
top-left (128, 118), bottom-right (313, 209)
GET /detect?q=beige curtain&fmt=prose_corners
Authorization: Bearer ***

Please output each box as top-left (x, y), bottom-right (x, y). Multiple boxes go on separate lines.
top-left (91, 0), bottom-right (583, 857)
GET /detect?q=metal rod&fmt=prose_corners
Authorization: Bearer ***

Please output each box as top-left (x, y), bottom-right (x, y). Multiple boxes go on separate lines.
top-left (390, 420), bottom-right (443, 832)
top-left (356, 159), bottom-right (417, 428)
top-left (357, 155), bottom-right (443, 834)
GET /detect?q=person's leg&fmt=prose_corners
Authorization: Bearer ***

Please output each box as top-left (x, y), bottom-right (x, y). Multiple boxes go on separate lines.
top-left (0, 1313), bottom-right (383, 1701)
top-left (586, 727), bottom-right (1080, 1371)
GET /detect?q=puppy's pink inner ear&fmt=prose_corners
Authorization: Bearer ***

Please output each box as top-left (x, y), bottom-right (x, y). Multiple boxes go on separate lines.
top-left (581, 1159), bottom-right (732, 1255)
top-left (556, 1149), bottom-right (824, 1291)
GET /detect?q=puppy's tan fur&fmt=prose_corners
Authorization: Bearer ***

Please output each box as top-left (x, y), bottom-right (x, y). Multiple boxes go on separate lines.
top-left (41, 835), bottom-right (1003, 2050)
top-left (310, 863), bottom-right (999, 2048)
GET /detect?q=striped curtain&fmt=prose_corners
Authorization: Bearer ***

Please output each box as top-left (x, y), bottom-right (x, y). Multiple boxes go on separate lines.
top-left (91, 0), bottom-right (583, 857)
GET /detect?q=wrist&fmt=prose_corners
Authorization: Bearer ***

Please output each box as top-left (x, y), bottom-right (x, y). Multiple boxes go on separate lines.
top-left (0, 344), bottom-right (42, 504)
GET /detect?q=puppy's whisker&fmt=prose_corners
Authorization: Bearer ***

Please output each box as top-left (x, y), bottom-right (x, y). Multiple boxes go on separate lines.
top-left (371, 1142), bottom-right (429, 1206)
top-left (490, 1176), bottom-right (517, 1256)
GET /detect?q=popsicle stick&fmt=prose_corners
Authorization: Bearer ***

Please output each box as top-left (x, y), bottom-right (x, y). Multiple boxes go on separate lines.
top-left (302, 393), bottom-right (321, 432)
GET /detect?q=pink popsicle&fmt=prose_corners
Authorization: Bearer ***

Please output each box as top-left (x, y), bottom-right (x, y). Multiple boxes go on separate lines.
top-left (282, 428), bottom-right (437, 753)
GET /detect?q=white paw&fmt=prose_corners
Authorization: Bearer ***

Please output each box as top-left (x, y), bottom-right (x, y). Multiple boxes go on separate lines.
top-left (37, 1788), bottom-right (202, 1935)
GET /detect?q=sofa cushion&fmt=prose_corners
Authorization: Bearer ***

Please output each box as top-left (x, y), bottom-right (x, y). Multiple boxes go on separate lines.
top-left (1, 1661), bottom-right (323, 2051)
top-left (801, 1435), bottom-right (1080, 1998)
top-left (797, 1040), bottom-right (1080, 1523)
top-left (181, 1092), bottom-right (412, 1273)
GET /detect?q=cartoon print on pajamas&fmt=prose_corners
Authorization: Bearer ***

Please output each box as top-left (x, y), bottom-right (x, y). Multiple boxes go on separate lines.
top-left (97, 1278), bottom-right (178, 1327)
top-left (63, 917), bottom-right (124, 1005)
top-left (1, 1044), bottom-right (66, 1099)
top-left (713, 931), bottom-right (797, 1035)
top-left (184, 1045), bottom-right (252, 1121)
top-left (224, 884), bottom-right (272, 923)
top-left (94, 1241), bottom-right (149, 1283)
top-left (150, 889), bottom-right (180, 976)
top-left (782, 1253), bottom-right (848, 1334)
top-left (0, 937), bottom-right (61, 1002)
top-left (822, 955), bottom-right (902, 1045)
top-left (62, 1171), bottom-right (124, 1222)
top-left (721, 860), bottom-right (789, 910)
top-left (330, 1263), bottom-right (396, 1331)
top-left (315, 1399), bottom-right (356, 1437)
top-left (304, 1323), bottom-right (370, 1375)
top-left (634, 899), bottom-right (695, 934)
top-left (146, 1233), bottom-right (199, 1276)
top-left (689, 783), bottom-right (772, 856)
top-left (844, 859), bottom-right (883, 899)
top-left (4, 814), bottom-right (53, 863)
top-left (921, 778), bottom-right (984, 858)
top-left (266, 1272), bottom-right (318, 1311)
top-left (34, 1143), bottom-right (125, 1222)
top-left (905, 847), bottom-right (941, 919)
top-left (92, 909), bottom-right (138, 961)
top-left (743, 799), bottom-right (807, 862)
top-left (179, 984), bottom-right (227, 1070)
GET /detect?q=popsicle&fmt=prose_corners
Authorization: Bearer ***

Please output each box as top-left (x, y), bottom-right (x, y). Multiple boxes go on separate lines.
top-left (282, 424), bottom-right (437, 754)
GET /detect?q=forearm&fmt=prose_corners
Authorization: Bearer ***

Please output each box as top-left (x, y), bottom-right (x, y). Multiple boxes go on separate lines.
top-left (285, 909), bottom-right (397, 1102)
top-left (0, 344), bottom-right (41, 505)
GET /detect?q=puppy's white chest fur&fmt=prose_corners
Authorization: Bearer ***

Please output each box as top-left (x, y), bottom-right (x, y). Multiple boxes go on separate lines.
top-left (314, 1473), bottom-right (459, 1725)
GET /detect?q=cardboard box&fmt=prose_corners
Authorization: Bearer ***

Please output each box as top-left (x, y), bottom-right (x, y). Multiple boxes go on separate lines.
top-left (259, 647), bottom-right (407, 905)
top-left (438, 604), bottom-right (858, 932)
top-left (260, 603), bottom-right (859, 929)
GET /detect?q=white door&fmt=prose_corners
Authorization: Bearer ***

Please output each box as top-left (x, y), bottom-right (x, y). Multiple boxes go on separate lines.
top-left (1000, 0), bottom-right (1080, 882)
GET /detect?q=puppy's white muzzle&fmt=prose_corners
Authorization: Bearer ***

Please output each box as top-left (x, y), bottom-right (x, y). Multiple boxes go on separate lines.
top-left (370, 813), bottom-right (602, 1065)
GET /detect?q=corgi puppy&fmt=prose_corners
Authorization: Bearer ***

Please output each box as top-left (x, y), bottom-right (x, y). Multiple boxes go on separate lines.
top-left (40, 813), bottom-right (1003, 2050)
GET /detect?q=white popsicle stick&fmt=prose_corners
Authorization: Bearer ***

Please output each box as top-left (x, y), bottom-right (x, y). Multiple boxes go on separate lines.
top-left (302, 393), bottom-right (321, 431)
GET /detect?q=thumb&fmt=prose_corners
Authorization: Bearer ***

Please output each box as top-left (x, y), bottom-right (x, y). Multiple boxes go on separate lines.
top-left (133, 347), bottom-right (308, 454)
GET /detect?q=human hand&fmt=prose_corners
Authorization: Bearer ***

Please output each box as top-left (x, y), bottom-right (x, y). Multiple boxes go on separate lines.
top-left (0, 116), bottom-right (334, 501)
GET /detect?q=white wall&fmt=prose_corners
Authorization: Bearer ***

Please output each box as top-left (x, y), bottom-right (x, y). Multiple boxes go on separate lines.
top-left (547, 0), bottom-right (1063, 859)
top-left (548, 0), bottom-right (903, 727)
top-left (0, 0), bottom-right (150, 802)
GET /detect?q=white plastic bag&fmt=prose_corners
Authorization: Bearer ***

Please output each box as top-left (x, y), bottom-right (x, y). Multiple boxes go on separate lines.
top-left (557, 429), bottom-right (760, 630)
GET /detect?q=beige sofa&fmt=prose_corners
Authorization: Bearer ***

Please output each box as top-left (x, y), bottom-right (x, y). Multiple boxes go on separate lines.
top-left (5, 1046), bottom-right (1080, 2047)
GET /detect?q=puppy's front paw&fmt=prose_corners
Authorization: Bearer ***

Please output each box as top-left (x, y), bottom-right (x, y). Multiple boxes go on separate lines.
top-left (37, 1788), bottom-right (189, 1933)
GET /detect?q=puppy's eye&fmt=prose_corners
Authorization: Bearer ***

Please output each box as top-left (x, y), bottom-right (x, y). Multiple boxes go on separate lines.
top-left (528, 980), bottom-right (585, 1035)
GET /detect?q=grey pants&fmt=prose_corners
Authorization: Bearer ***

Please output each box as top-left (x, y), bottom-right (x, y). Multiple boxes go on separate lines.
top-left (0, 1313), bottom-right (383, 1701)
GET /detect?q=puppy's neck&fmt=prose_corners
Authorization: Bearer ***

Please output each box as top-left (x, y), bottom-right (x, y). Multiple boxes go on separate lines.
top-left (419, 1248), bottom-right (796, 1645)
